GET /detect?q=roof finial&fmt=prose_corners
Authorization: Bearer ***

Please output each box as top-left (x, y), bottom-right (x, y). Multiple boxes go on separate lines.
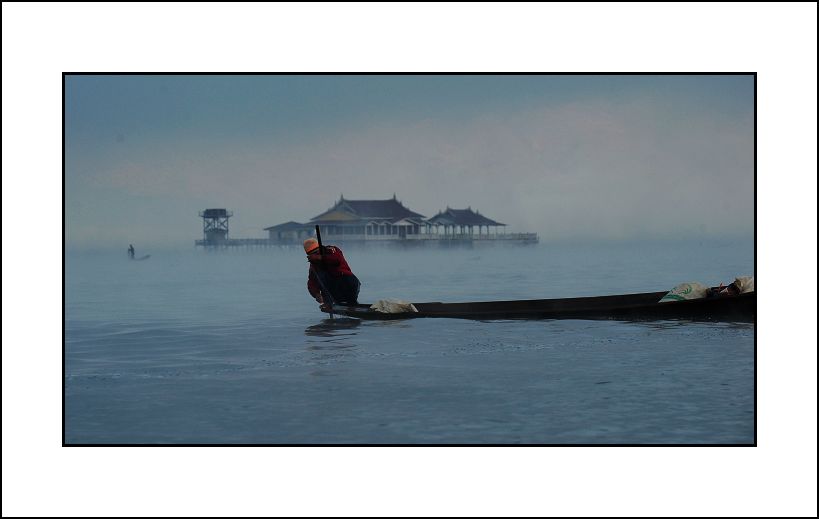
top-left (393, 193), bottom-right (397, 200)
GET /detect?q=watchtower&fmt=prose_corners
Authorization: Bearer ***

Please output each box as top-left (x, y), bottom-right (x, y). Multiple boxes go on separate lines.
top-left (199, 208), bottom-right (233, 244)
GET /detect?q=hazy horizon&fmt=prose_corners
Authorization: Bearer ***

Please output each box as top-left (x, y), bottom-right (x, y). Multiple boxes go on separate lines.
top-left (65, 74), bottom-right (755, 250)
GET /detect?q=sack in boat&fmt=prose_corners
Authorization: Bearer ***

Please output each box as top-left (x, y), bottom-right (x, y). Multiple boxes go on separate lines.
top-left (370, 299), bottom-right (418, 313)
top-left (734, 276), bottom-right (754, 293)
top-left (659, 282), bottom-right (709, 303)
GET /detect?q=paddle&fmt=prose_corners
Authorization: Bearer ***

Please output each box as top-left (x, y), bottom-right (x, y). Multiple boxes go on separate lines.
top-left (313, 225), bottom-right (335, 319)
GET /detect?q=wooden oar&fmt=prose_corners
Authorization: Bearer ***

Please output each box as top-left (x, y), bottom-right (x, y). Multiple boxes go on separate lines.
top-left (314, 225), bottom-right (335, 319)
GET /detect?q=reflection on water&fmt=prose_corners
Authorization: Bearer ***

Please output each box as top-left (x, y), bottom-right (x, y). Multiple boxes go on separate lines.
top-left (304, 318), bottom-right (362, 375)
top-left (304, 318), bottom-right (361, 338)
top-left (368, 320), bottom-right (413, 330)
top-left (632, 319), bottom-right (756, 331)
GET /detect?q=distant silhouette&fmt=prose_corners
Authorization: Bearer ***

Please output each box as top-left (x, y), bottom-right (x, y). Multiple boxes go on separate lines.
top-left (128, 244), bottom-right (135, 259)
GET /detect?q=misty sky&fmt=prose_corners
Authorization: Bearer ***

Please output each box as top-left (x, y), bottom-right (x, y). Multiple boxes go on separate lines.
top-left (65, 74), bottom-right (754, 249)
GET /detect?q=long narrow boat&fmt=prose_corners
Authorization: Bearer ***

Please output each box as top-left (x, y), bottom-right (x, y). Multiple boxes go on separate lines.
top-left (321, 289), bottom-right (755, 322)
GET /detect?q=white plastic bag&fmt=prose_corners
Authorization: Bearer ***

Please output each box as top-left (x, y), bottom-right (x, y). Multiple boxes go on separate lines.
top-left (370, 299), bottom-right (418, 313)
top-left (733, 276), bottom-right (755, 293)
top-left (659, 282), bottom-right (709, 303)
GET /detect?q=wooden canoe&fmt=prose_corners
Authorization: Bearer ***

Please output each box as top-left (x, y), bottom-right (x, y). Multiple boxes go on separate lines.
top-left (321, 290), bottom-right (755, 322)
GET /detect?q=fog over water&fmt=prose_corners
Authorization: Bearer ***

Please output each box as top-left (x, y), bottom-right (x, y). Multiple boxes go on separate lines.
top-left (65, 75), bottom-right (754, 250)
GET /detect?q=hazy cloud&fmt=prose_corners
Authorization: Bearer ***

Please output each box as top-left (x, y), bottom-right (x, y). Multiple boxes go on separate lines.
top-left (65, 75), bottom-right (754, 249)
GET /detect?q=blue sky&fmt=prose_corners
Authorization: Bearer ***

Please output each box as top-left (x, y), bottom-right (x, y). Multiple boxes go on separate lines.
top-left (65, 74), bottom-right (754, 249)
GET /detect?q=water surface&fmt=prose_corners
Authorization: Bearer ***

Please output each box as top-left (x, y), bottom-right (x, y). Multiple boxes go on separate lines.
top-left (65, 239), bottom-right (755, 444)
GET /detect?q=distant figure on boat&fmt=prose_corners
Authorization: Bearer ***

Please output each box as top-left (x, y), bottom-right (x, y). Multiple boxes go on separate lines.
top-left (304, 237), bottom-right (361, 309)
top-left (128, 244), bottom-right (135, 259)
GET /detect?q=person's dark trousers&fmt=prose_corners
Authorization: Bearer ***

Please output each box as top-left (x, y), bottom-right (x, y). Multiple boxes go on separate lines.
top-left (326, 274), bottom-right (360, 305)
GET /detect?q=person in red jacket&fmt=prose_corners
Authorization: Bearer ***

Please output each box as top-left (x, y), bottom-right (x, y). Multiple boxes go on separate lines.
top-left (304, 237), bottom-right (361, 308)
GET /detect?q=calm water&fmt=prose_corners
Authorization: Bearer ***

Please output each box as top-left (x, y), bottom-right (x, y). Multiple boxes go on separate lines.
top-left (65, 239), bottom-right (755, 444)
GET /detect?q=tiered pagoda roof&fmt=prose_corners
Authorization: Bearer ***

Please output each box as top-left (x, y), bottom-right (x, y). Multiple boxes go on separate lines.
top-left (427, 207), bottom-right (505, 226)
top-left (311, 194), bottom-right (426, 223)
top-left (264, 196), bottom-right (507, 232)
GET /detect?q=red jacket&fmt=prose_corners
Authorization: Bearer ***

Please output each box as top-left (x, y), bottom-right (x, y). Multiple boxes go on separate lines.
top-left (307, 245), bottom-right (355, 300)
